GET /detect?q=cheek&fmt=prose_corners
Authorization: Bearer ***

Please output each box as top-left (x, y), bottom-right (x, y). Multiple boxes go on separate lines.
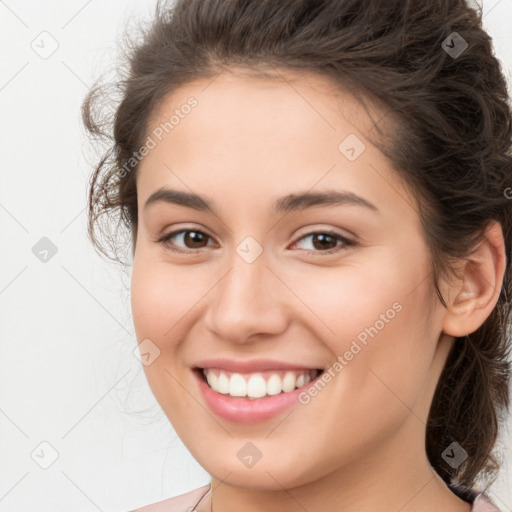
top-left (130, 258), bottom-right (201, 413)
top-left (131, 255), bottom-right (204, 340)
top-left (285, 258), bottom-right (409, 349)
top-left (130, 256), bottom-right (217, 404)
top-left (294, 251), bottom-right (435, 410)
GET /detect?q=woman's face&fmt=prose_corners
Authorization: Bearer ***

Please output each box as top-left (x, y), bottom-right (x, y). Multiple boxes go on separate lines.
top-left (131, 68), bottom-right (453, 489)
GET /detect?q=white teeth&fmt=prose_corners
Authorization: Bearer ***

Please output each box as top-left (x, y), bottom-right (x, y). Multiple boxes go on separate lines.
top-left (217, 372), bottom-right (229, 394)
top-left (202, 369), bottom-right (319, 398)
top-left (247, 375), bottom-right (267, 398)
top-left (266, 374), bottom-right (282, 396)
top-left (282, 372), bottom-right (296, 392)
top-left (229, 373), bottom-right (246, 397)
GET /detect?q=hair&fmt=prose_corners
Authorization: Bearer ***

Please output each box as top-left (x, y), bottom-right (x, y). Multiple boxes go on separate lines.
top-left (82, 0), bottom-right (512, 493)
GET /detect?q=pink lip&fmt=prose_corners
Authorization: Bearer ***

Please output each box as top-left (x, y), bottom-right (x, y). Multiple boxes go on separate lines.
top-left (194, 358), bottom-right (322, 373)
top-left (193, 368), bottom-right (323, 424)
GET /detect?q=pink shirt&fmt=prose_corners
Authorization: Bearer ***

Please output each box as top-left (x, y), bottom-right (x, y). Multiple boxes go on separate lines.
top-left (448, 483), bottom-right (503, 512)
top-left (130, 483), bottom-right (502, 511)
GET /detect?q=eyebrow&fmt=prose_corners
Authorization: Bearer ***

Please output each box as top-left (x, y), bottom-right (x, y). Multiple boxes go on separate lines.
top-left (143, 187), bottom-right (379, 215)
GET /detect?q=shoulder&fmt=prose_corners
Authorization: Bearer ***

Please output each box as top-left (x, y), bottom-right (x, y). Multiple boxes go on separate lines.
top-left (129, 484), bottom-right (211, 512)
top-left (471, 491), bottom-right (502, 512)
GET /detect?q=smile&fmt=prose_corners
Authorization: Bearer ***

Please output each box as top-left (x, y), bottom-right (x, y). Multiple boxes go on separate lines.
top-left (200, 368), bottom-right (323, 400)
top-left (193, 366), bottom-right (326, 423)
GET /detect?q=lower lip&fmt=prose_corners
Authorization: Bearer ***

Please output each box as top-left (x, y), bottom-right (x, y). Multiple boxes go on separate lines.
top-left (193, 369), bottom-right (322, 424)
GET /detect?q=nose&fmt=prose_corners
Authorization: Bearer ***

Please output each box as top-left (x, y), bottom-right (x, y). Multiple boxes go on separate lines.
top-left (203, 247), bottom-right (289, 344)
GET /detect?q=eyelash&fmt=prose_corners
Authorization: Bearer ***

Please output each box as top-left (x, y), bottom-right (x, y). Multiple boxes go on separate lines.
top-left (155, 228), bottom-right (356, 256)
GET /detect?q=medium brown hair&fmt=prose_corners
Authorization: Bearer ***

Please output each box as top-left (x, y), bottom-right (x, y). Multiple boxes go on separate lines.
top-left (82, 0), bottom-right (512, 491)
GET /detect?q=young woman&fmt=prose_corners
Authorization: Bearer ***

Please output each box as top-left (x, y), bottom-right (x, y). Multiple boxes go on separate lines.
top-left (82, 0), bottom-right (512, 510)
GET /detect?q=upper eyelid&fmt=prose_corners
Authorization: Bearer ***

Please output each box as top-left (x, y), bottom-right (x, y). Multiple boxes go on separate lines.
top-left (159, 221), bottom-right (354, 238)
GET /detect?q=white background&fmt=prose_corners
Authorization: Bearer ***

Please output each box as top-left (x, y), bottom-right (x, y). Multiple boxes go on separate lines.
top-left (0, 1), bottom-right (511, 511)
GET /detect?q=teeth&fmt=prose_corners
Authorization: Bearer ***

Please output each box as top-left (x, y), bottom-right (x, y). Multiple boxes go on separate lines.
top-left (247, 375), bottom-right (267, 398)
top-left (230, 373), bottom-right (246, 397)
top-left (203, 369), bottom-right (319, 399)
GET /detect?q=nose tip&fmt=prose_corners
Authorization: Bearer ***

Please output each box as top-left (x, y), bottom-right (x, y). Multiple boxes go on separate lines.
top-left (203, 257), bottom-right (288, 343)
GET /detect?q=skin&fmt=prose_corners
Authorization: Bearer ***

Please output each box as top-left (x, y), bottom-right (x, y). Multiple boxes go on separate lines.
top-left (130, 67), bottom-right (506, 512)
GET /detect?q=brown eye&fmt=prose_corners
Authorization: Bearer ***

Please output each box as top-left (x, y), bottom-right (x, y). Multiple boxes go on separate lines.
top-left (311, 233), bottom-right (338, 251)
top-left (157, 229), bottom-right (214, 253)
top-left (182, 231), bottom-right (209, 248)
top-left (291, 231), bottom-right (356, 256)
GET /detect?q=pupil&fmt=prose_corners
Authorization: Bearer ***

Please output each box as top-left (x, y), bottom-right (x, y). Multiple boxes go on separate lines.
top-left (313, 233), bottom-right (335, 250)
top-left (185, 231), bottom-right (206, 248)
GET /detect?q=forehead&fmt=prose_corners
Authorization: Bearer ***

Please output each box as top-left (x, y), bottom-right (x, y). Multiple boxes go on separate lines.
top-left (142, 68), bottom-right (372, 160)
top-left (144, 67), bottom-right (380, 146)
top-left (136, 67), bottom-right (414, 217)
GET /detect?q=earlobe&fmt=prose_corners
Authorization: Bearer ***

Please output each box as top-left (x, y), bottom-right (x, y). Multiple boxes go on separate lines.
top-left (442, 221), bottom-right (506, 338)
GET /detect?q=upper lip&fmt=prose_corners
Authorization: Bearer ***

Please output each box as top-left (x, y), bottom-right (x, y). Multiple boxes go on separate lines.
top-left (194, 358), bottom-right (323, 373)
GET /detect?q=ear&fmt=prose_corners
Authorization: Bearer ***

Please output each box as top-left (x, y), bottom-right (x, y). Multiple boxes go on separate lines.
top-left (442, 220), bottom-right (507, 338)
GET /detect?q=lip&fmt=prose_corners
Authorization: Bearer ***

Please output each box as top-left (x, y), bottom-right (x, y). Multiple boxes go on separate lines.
top-left (193, 367), bottom-right (324, 424)
top-left (194, 358), bottom-right (323, 373)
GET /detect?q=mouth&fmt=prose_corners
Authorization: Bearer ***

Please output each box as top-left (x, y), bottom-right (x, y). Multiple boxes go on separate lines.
top-left (193, 367), bottom-right (325, 400)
